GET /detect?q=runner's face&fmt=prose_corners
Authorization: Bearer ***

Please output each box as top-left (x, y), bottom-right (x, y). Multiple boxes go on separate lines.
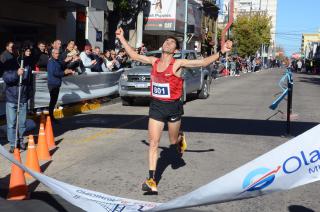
top-left (162, 38), bottom-right (177, 54)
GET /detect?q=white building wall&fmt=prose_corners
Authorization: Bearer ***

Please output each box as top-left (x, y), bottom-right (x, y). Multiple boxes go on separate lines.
top-left (56, 12), bottom-right (77, 44)
top-left (86, 8), bottom-right (104, 50)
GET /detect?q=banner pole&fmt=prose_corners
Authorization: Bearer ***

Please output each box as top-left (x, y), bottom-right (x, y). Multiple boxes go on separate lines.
top-left (286, 72), bottom-right (293, 135)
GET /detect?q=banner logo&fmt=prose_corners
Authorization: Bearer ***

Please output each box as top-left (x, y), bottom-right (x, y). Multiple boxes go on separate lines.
top-left (242, 166), bottom-right (281, 193)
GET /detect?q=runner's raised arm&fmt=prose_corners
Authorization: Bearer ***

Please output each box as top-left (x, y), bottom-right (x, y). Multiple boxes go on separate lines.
top-left (115, 28), bottom-right (157, 65)
top-left (176, 40), bottom-right (233, 69)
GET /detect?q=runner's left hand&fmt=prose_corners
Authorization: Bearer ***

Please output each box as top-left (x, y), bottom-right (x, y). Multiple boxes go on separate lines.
top-left (222, 40), bottom-right (233, 54)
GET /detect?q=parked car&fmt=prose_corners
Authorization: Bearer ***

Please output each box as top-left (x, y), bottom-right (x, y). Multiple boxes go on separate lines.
top-left (119, 50), bottom-right (212, 106)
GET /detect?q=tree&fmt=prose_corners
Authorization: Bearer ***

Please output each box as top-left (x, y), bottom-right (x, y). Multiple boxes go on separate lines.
top-left (232, 12), bottom-right (272, 57)
top-left (110, 0), bottom-right (130, 11)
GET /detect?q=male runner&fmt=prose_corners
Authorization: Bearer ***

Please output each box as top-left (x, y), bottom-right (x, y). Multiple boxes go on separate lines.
top-left (116, 28), bottom-right (232, 193)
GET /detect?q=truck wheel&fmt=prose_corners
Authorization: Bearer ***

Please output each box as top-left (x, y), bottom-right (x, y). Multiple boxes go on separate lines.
top-left (121, 97), bottom-right (134, 106)
top-left (197, 79), bottom-right (210, 99)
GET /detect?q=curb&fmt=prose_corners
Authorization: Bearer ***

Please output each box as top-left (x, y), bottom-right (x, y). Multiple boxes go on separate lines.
top-left (0, 95), bottom-right (120, 126)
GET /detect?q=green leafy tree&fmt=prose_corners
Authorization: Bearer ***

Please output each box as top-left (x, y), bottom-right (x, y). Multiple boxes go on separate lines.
top-left (111, 0), bottom-right (130, 11)
top-left (232, 12), bottom-right (272, 57)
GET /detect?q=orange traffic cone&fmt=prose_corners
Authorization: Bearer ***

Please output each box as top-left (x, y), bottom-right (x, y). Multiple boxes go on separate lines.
top-left (25, 135), bottom-right (41, 179)
top-left (45, 116), bottom-right (56, 149)
top-left (36, 123), bottom-right (51, 161)
top-left (7, 148), bottom-right (28, 200)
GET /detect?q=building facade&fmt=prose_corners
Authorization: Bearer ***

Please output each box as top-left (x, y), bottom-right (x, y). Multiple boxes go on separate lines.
top-left (142, 0), bottom-right (203, 50)
top-left (132, 0), bottom-right (219, 53)
top-left (301, 33), bottom-right (320, 59)
top-left (219, 0), bottom-right (278, 46)
top-left (0, 0), bottom-right (110, 50)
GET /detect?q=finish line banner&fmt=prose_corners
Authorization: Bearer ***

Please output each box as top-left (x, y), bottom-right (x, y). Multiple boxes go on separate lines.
top-left (1, 124), bottom-right (320, 211)
top-left (0, 146), bottom-right (159, 212)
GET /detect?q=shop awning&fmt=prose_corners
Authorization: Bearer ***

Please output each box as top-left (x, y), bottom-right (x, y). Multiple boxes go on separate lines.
top-left (18, 0), bottom-right (88, 9)
top-left (19, 0), bottom-right (108, 11)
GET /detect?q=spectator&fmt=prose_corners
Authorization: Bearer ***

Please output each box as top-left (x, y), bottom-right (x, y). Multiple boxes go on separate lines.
top-left (33, 41), bottom-right (49, 71)
top-left (229, 57), bottom-right (236, 76)
top-left (235, 57), bottom-right (241, 77)
top-left (297, 60), bottom-right (303, 72)
top-left (61, 40), bottom-right (83, 74)
top-left (79, 45), bottom-right (97, 72)
top-left (49, 39), bottom-right (62, 56)
top-left (116, 49), bottom-right (128, 68)
top-left (67, 50), bottom-right (84, 74)
top-left (47, 49), bottom-right (74, 121)
top-left (109, 50), bottom-right (120, 71)
top-left (139, 43), bottom-right (148, 55)
top-left (91, 46), bottom-right (104, 72)
top-left (2, 42), bottom-right (34, 153)
top-left (103, 50), bottom-right (111, 62)
top-left (60, 40), bottom-right (75, 68)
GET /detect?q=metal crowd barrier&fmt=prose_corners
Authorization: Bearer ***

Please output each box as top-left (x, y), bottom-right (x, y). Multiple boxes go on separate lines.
top-left (0, 69), bottom-right (124, 116)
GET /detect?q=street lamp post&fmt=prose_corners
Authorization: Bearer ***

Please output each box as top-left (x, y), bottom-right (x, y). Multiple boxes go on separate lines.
top-left (183, 0), bottom-right (188, 50)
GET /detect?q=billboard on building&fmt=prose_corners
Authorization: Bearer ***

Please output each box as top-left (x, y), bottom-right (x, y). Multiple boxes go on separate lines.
top-left (145, 0), bottom-right (177, 31)
top-left (175, 0), bottom-right (202, 36)
top-left (145, 0), bottom-right (202, 38)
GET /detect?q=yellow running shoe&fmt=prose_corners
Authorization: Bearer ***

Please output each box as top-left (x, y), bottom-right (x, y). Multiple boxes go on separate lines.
top-left (142, 178), bottom-right (158, 192)
top-left (178, 132), bottom-right (187, 154)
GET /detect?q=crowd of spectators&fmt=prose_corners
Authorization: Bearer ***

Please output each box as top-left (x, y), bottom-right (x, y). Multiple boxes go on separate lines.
top-left (206, 55), bottom-right (288, 79)
top-left (0, 39), bottom-right (149, 153)
top-left (0, 39), bottom-right (144, 78)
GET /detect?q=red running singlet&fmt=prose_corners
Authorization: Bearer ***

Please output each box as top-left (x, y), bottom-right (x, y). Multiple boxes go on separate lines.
top-left (150, 58), bottom-right (183, 101)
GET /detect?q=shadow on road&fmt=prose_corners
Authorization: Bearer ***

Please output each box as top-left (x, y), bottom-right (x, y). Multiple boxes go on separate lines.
top-left (0, 193), bottom-right (83, 212)
top-left (288, 205), bottom-right (315, 212)
top-left (298, 76), bottom-right (320, 86)
top-left (122, 93), bottom-right (200, 107)
top-left (140, 140), bottom-right (214, 187)
top-left (53, 114), bottom-right (318, 138)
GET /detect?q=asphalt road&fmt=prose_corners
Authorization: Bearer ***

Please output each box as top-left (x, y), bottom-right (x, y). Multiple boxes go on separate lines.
top-left (1, 68), bottom-right (320, 212)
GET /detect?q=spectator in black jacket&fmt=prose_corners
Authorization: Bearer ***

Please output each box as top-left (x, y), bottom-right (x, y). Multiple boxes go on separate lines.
top-left (33, 41), bottom-right (49, 71)
top-left (91, 46), bottom-right (104, 72)
top-left (60, 40), bottom-right (75, 69)
top-left (1, 42), bottom-right (33, 153)
top-left (47, 49), bottom-right (74, 121)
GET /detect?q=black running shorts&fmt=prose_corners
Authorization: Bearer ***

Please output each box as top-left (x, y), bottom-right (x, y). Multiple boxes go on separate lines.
top-left (149, 98), bottom-right (184, 123)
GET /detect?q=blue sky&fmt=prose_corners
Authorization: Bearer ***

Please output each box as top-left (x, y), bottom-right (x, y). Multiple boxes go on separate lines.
top-left (276, 0), bottom-right (320, 56)
top-left (218, 0), bottom-right (320, 56)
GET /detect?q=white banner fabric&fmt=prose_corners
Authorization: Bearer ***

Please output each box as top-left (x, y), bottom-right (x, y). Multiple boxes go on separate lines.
top-left (151, 124), bottom-right (320, 211)
top-left (0, 145), bottom-right (159, 212)
top-left (1, 124), bottom-right (320, 211)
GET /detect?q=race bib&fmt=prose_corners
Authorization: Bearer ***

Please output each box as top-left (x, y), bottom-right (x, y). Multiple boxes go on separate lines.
top-left (152, 82), bottom-right (171, 98)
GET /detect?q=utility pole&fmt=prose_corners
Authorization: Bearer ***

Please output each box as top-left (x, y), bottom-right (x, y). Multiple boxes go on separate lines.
top-left (221, 0), bottom-right (234, 74)
top-left (183, 0), bottom-right (188, 50)
top-left (136, 11), bottom-right (143, 48)
top-left (259, 0), bottom-right (262, 10)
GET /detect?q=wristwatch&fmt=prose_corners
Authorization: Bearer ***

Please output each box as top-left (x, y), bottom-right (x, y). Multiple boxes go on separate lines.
top-left (219, 50), bottom-right (226, 58)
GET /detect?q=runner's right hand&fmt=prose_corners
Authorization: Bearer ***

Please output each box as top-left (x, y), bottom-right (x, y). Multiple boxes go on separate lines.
top-left (115, 28), bottom-right (124, 39)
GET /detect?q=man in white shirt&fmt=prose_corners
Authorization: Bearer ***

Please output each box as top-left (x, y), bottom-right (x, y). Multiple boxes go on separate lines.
top-left (297, 60), bottom-right (303, 72)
